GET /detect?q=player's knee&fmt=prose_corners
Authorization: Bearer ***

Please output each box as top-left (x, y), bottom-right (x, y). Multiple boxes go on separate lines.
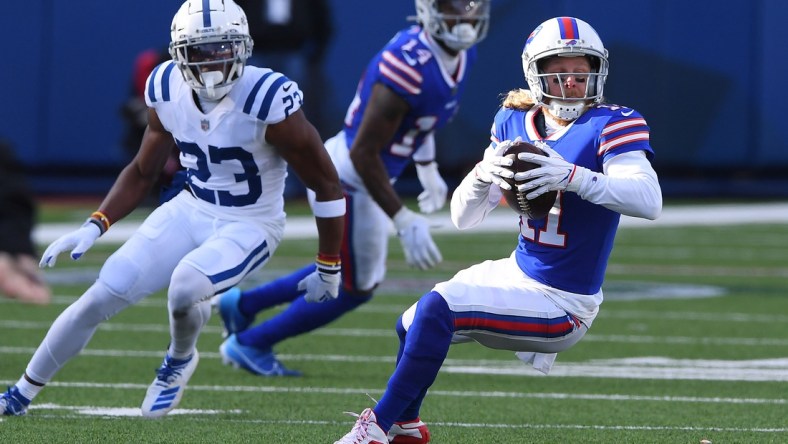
top-left (338, 287), bottom-right (373, 307)
top-left (68, 282), bottom-right (129, 325)
top-left (168, 264), bottom-right (213, 317)
top-left (98, 253), bottom-right (144, 298)
top-left (395, 316), bottom-right (407, 341)
top-left (415, 291), bottom-right (453, 333)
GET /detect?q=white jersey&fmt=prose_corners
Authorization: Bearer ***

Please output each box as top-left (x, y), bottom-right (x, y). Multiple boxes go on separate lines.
top-left (145, 61), bottom-right (302, 226)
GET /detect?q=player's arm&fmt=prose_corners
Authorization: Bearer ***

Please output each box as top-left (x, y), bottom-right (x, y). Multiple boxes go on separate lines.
top-left (450, 138), bottom-right (517, 230)
top-left (351, 83), bottom-right (442, 270)
top-left (349, 83), bottom-right (409, 218)
top-left (268, 108), bottom-right (345, 302)
top-left (97, 108), bottom-right (176, 222)
top-left (39, 108), bottom-right (175, 267)
top-left (580, 150), bottom-right (662, 219)
top-left (267, 108), bottom-right (344, 258)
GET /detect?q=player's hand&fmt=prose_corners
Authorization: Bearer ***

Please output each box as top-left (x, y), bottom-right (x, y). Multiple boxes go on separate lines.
top-left (416, 162), bottom-right (448, 214)
top-left (298, 255), bottom-right (341, 303)
top-left (298, 268), bottom-right (341, 303)
top-left (473, 137), bottom-right (521, 190)
top-left (515, 147), bottom-right (586, 200)
top-left (39, 223), bottom-right (102, 268)
top-left (393, 207), bottom-right (442, 270)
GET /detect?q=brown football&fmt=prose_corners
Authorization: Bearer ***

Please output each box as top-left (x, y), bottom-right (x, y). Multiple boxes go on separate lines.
top-left (499, 141), bottom-right (557, 220)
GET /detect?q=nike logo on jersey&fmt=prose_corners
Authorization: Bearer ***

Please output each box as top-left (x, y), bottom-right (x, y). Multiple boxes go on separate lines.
top-left (621, 109), bottom-right (634, 116)
top-left (283, 83), bottom-right (293, 92)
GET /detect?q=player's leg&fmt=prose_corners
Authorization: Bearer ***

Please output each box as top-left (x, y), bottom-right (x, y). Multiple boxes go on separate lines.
top-left (362, 290), bottom-right (452, 440)
top-left (436, 257), bottom-right (589, 356)
top-left (224, 189), bottom-right (386, 376)
top-left (141, 263), bottom-right (213, 418)
top-left (142, 209), bottom-right (277, 416)
top-left (379, 257), bottom-right (588, 441)
top-left (4, 201), bottom-right (192, 416)
top-left (214, 263), bottom-right (314, 336)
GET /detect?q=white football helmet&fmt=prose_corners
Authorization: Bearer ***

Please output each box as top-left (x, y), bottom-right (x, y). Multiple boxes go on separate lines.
top-left (522, 17), bottom-right (609, 120)
top-left (169, 0), bottom-right (253, 100)
top-left (414, 0), bottom-right (490, 51)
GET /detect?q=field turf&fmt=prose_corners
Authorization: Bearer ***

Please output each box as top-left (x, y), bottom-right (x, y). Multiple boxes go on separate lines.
top-left (1, 201), bottom-right (786, 443)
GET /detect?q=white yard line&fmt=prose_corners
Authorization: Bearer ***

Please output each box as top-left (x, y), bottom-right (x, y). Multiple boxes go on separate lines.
top-left (0, 381), bottom-right (782, 406)
top-left (1, 343), bottom-right (787, 382)
top-left (32, 202), bottom-right (788, 244)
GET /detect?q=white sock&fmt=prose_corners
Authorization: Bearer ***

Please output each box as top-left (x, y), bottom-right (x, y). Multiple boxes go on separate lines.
top-left (15, 377), bottom-right (44, 402)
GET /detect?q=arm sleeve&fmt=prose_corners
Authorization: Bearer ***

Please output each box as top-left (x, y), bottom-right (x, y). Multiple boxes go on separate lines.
top-left (450, 145), bottom-right (503, 230)
top-left (575, 150), bottom-right (662, 220)
top-left (412, 133), bottom-right (435, 163)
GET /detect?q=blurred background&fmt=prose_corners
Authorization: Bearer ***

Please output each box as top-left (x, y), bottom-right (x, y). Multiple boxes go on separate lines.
top-left (5, 0), bottom-right (787, 199)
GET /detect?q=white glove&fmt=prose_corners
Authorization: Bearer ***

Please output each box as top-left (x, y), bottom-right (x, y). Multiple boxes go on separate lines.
top-left (39, 223), bottom-right (102, 268)
top-left (472, 137), bottom-right (522, 190)
top-left (298, 266), bottom-right (341, 303)
top-left (416, 162), bottom-right (448, 214)
top-left (515, 146), bottom-right (587, 200)
top-left (393, 207), bottom-right (442, 270)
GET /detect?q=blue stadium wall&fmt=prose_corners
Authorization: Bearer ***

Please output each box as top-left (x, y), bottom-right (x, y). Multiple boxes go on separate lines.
top-left (5, 0), bottom-right (787, 196)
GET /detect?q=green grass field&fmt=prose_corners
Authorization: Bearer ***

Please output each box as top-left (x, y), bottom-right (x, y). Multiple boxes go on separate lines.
top-left (1, 201), bottom-right (787, 443)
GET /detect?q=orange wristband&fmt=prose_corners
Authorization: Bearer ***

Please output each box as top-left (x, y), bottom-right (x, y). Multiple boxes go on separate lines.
top-left (89, 211), bottom-right (111, 233)
top-left (316, 253), bottom-right (341, 274)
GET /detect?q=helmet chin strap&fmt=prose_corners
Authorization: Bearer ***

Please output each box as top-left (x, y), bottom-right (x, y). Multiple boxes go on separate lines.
top-left (546, 99), bottom-right (588, 122)
top-left (444, 23), bottom-right (478, 51)
top-left (198, 71), bottom-right (228, 100)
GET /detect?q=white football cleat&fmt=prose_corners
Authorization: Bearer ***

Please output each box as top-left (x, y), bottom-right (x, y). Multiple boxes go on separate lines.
top-left (141, 350), bottom-right (199, 418)
top-left (389, 417), bottom-right (431, 443)
top-left (334, 408), bottom-right (388, 444)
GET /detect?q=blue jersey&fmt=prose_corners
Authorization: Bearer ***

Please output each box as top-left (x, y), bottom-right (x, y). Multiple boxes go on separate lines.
top-left (342, 26), bottom-right (476, 180)
top-left (492, 104), bottom-right (654, 294)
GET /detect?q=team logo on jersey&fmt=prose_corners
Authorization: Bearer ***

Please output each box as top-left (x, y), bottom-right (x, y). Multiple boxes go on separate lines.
top-left (201, 119), bottom-right (210, 131)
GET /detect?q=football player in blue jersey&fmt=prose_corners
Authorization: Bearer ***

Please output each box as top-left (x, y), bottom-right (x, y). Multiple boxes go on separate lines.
top-left (334, 16), bottom-right (662, 444)
top-left (0, 0), bottom-right (345, 418)
top-left (213, 0), bottom-right (490, 387)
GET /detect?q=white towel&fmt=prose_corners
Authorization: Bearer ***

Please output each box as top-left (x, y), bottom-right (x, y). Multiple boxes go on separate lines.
top-left (515, 351), bottom-right (558, 375)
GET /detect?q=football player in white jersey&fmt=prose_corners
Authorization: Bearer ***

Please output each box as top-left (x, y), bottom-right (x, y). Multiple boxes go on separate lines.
top-left (0, 0), bottom-right (344, 418)
top-left (335, 17), bottom-right (662, 444)
top-left (211, 0), bottom-right (489, 395)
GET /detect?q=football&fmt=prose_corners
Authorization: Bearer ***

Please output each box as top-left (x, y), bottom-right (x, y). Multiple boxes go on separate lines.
top-left (499, 141), bottom-right (557, 220)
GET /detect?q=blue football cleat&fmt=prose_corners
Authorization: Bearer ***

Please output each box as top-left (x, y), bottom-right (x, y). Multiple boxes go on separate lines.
top-left (141, 350), bottom-right (199, 418)
top-left (213, 287), bottom-right (255, 337)
top-left (1, 386), bottom-right (30, 416)
top-left (219, 334), bottom-right (301, 377)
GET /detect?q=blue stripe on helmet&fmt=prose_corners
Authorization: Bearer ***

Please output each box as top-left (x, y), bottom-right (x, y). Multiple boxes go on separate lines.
top-left (202, 0), bottom-right (211, 27)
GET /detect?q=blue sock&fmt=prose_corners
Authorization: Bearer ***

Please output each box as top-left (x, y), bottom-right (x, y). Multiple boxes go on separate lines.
top-left (239, 264), bottom-right (315, 316)
top-left (373, 291), bottom-right (454, 432)
top-left (237, 288), bottom-right (372, 349)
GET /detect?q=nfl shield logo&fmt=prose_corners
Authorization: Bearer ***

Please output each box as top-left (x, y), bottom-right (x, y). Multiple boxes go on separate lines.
top-left (200, 119), bottom-right (210, 131)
